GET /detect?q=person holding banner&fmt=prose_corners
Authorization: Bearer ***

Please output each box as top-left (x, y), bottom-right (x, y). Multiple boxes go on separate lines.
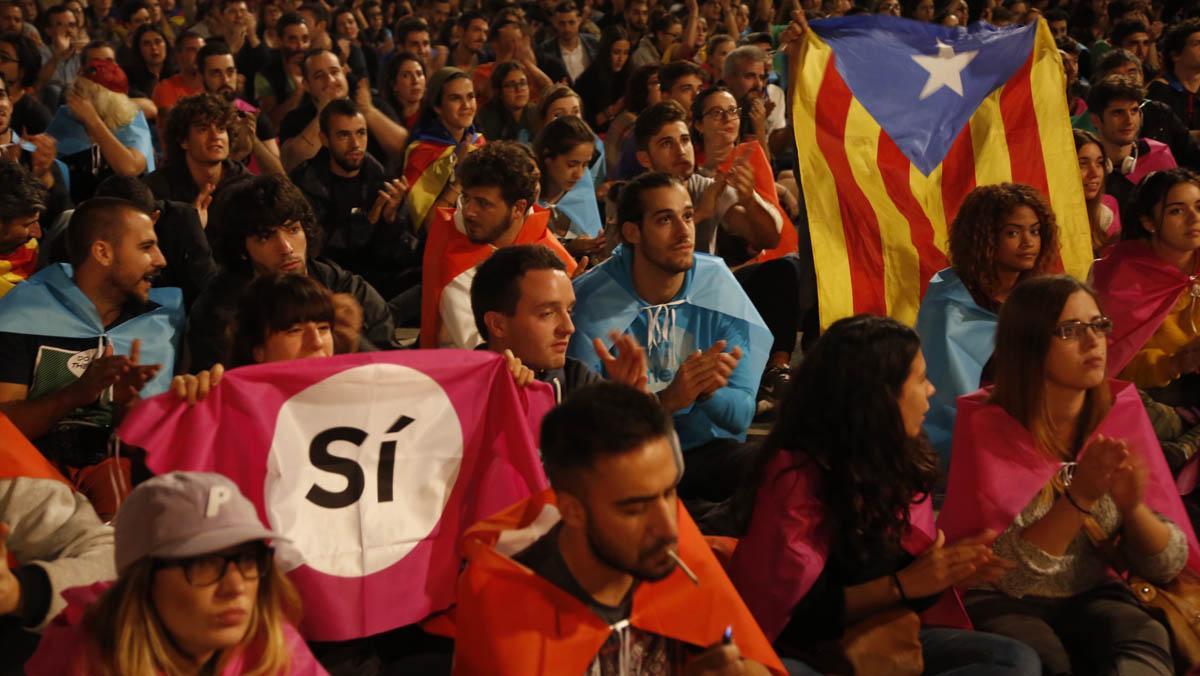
top-left (26, 471), bottom-right (326, 675)
top-left (916, 183), bottom-right (1060, 463)
top-left (454, 382), bottom-right (786, 676)
top-left (0, 197), bottom-right (183, 520)
top-left (728, 315), bottom-right (1040, 674)
top-left (188, 173), bottom-right (396, 370)
top-left (940, 275), bottom-right (1199, 675)
top-left (569, 172), bottom-right (770, 503)
top-left (472, 244), bottom-right (648, 402)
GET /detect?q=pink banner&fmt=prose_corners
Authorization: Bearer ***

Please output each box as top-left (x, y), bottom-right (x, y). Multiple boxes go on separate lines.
top-left (119, 350), bottom-right (552, 641)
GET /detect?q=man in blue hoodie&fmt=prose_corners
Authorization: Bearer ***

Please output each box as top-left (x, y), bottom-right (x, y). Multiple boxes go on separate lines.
top-left (0, 196), bottom-right (184, 517)
top-left (568, 171), bottom-right (771, 503)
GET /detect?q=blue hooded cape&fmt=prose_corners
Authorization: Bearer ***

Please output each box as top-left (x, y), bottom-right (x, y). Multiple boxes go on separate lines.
top-left (569, 245), bottom-right (771, 450)
top-left (914, 267), bottom-right (997, 465)
top-left (0, 263), bottom-right (184, 396)
top-left (538, 166), bottom-right (603, 238)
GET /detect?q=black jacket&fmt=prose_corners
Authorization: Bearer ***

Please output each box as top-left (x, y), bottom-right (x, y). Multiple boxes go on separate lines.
top-left (537, 357), bottom-right (604, 403)
top-left (143, 159), bottom-right (249, 208)
top-left (186, 257), bottom-right (397, 371)
top-left (289, 148), bottom-right (422, 299)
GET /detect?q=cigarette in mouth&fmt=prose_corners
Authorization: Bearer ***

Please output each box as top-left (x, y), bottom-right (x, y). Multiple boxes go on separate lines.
top-left (667, 549), bottom-right (699, 586)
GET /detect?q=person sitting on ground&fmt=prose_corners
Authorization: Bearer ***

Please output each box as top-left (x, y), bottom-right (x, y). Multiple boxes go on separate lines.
top-left (476, 60), bottom-right (538, 144)
top-left (940, 274), bottom-right (1200, 675)
top-left (453, 382), bottom-right (787, 676)
top-left (728, 314), bottom-right (1041, 675)
top-left (916, 183), bottom-right (1060, 463)
top-left (533, 115), bottom-right (605, 263)
top-left (289, 97), bottom-right (416, 304)
top-left (195, 39), bottom-right (283, 176)
top-left (0, 197), bottom-right (182, 519)
top-left (25, 471), bottom-right (327, 675)
top-left (1093, 168), bottom-right (1200, 407)
top-left (0, 413), bottom-right (114, 671)
top-left (420, 140), bottom-right (574, 349)
top-left (0, 159), bottom-right (48, 298)
top-left (188, 173), bottom-right (396, 370)
top-left (1089, 75), bottom-right (1177, 209)
top-left (402, 66), bottom-right (485, 231)
top-left (143, 92), bottom-right (250, 209)
top-left (472, 244), bottom-right (647, 402)
top-left (229, 272), bottom-right (359, 367)
top-left (569, 172), bottom-right (770, 503)
top-left (1076, 128), bottom-right (1122, 254)
top-left (46, 59), bottom-right (155, 204)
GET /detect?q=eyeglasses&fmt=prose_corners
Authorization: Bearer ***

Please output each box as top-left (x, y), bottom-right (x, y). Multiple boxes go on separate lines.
top-left (502, 79), bottom-right (529, 90)
top-left (158, 544), bottom-right (273, 587)
top-left (704, 106), bottom-right (740, 121)
top-left (1052, 317), bottom-right (1114, 341)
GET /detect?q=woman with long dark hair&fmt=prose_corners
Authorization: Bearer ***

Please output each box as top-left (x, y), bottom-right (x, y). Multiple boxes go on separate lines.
top-left (604, 64), bottom-right (660, 178)
top-left (1093, 168), bottom-right (1200, 407)
top-left (574, 25), bottom-right (631, 134)
top-left (533, 115), bottom-right (604, 261)
top-left (477, 60), bottom-right (538, 143)
top-left (122, 24), bottom-right (174, 99)
top-left (1075, 129), bottom-right (1121, 254)
top-left (941, 275), bottom-right (1200, 674)
top-left (916, 183), bottom-right (1060, 461)
top-left (729, 314), bottom-right (1040, 674)
top-left (379, 51), bottom-right (425, 130)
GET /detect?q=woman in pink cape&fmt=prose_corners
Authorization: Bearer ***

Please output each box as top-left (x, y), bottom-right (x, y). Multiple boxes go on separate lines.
top-left (940, 275), bottom-right (1200, 675)
top-left (1092, 168), bottom-right (1200, 406)
top-left (728, 315), bottom-right (1039, 674)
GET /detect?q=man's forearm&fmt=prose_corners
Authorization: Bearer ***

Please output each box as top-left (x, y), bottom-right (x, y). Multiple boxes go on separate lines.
top-left (0, 387), bottom-right (88, 440)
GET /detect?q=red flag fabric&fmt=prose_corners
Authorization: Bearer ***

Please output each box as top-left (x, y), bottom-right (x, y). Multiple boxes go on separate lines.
top-left (117, 350), bottom-right (553, 641)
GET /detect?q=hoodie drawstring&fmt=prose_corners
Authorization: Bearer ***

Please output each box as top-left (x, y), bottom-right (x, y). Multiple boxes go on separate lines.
top-left (643, 301), bottom-right (685, 372)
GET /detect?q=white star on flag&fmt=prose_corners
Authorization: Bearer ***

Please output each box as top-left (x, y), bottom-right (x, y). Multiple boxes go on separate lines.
top-left (911, 41), bottom-right (979, 100)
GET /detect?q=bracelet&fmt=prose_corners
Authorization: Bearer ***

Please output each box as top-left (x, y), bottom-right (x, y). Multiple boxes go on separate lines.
top-left (1064, 488), bottom-right (1093, 516)
top-left (890, 572), bottom-right (909, 604)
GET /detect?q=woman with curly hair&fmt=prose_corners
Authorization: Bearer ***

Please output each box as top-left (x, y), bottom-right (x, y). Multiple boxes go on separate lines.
top-left (728, 314), bottom-right (1040, 674)
top-left (915, 183), bottom-right (1060, 462)
top-left (940, 275), bottom-right (1199, 675)
top-left (1092, 168), bottom-right (1200, 407)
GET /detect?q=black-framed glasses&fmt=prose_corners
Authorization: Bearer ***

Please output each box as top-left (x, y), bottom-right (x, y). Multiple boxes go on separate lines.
top-left (502, 79), bottom-right (529, 90)
top-left (158, 543), bottom-right (273, 587)
top-left (704, 106), bottom-right (740, 121)
top-left (1052, 317), bottom-right (1113, 341)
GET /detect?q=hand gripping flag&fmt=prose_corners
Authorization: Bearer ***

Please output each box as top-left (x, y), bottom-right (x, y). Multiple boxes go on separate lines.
top-left (792, 17), bottom-right (1092, 327)
top-left (117, 350), bottom-right (553, 641)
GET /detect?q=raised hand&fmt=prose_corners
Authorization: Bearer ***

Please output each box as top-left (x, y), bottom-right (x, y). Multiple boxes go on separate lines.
top-left (1072, 435), bottom-right (1128, 504)
top-left (171, 363), bottom-right (224, 406)
top-left (594, 332), bottom-right (648, 391)
top-left (112, 339), bottom-right (162, 406)
top-left (367, 177), bottom-right (409, 224)
top-left (504, 349), bottom-right (535, 388)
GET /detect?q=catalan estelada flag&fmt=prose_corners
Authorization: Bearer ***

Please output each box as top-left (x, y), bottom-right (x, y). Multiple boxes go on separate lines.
top-left (793, 17), bottom-right (1092, 327)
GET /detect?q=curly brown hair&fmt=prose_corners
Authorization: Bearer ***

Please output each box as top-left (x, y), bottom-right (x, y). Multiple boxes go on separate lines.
top-left (164, 92), bottom-right (235, 167)
top-left (947, 183), bottom-right (1060, 311)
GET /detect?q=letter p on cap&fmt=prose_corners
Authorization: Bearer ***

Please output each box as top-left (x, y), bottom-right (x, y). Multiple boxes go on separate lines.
top-left (207, 485), bottom-right (233, 517)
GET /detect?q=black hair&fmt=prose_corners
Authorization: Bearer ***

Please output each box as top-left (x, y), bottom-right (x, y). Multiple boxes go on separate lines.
top-left (393, 16), bottom-right (429, 45)
top-left (1124, 168), bottom-right (1200, 240)
top-left (624, 64), bottom-right (660, 116)
top-left (197, 38), bottom-right (234, 72)
top-left (633, 99), bottom-right (687, 152)
top-left (275, 11), bottom-right (307, 36)
top-left (231, 272), bottom-right (336, 366)
top-left (95, 173), bottom-right (156, 213)
top-left (1164, 18), bottom-right (1200, 72)
top-left (210, 174), bottom-right (321, 273)
top-left (298, 2), bottom-right (328, 27)
top-left (0, 159), bottom-right (45, 222)
top-left (0, 32), bottom-right (36, 88)
top-left (1110, 19), bottom-right (1149, 47)
top-left (457, 140), bottom-right (539, 207)
top-left (541, 382), bottom-right (675, 494)
top-left (470, 244), bottom-right (567, 340)
top-left (616, 170), bottom-right (682, 229)
top-left (738, 314), bottom-right (937, 561)
top-left (318, 97), bottom-right (361, 135)
top-left (554, 0), bottom-right (579, 15)
top-left (1044, 8), bottom-right (1068, 23)
top-left (1095, 48), bottom-right (1141, 78)
top-left (1087, 75), bottom-right (1145, 115)
top-left (383, 50), bottom-right (425, 114)
top-left (300, 47), bottom-right (340, 79)
top-left (64, 197), bottom-right (148, 268)
top-left (456, 9), bottom-right (486, 30)
top-left (658, 60), bottom-right (703, 92)
top-left (164, 92), bottom-right (234, 166)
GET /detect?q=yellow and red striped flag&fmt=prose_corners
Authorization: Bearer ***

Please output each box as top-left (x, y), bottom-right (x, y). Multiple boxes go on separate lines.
top-left (792, 16), bottom-right (1092, 327)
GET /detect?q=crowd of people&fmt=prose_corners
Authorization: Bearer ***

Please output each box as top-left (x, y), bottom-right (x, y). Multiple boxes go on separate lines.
top-left (0, 0), bottom-right (1199, 672)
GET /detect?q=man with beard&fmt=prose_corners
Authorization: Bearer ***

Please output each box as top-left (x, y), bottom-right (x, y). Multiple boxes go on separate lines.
top-left (289, 98), bottom-right (416, 301)
top-left (0, 160), bottom-right (48, 298)
top-left (188, 172), bottom-right (396, 369)
top-left (0, 197), bottom-right (183, 517)
top-left (278, 47), bottom-right (409, 171)
top-left (454, 382), bottom-right (785, 676)
top-left (568, 172), bottom-right (770, 503)
top-left (196, 40), bottom-right (282, 173)
top-left (449, 11), bottom-right (488, 71)
top-left (255, 12), bottom-right (310, 127)
top-left (419, 140), bottom-right (576, 348)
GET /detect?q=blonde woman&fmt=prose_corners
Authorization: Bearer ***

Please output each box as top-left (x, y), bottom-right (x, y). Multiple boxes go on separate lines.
top-left (27, 472), bottom-right (326, 675)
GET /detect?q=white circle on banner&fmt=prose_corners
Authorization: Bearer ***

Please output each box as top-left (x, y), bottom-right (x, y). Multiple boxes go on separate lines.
top-left (263, 363), bottom-right (464, 577)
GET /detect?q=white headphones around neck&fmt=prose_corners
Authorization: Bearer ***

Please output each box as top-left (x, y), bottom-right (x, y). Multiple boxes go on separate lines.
top-left (1105, 142), bottom-right (1139, 175)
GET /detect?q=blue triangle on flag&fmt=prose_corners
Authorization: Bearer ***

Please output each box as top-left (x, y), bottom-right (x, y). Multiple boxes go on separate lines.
top-left (812, 16), bottom-right (1039, 176)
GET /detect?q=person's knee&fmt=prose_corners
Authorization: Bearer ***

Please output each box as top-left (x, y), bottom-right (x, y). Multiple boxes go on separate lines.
top-left (985, 634), bottom-right (1042, 674)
